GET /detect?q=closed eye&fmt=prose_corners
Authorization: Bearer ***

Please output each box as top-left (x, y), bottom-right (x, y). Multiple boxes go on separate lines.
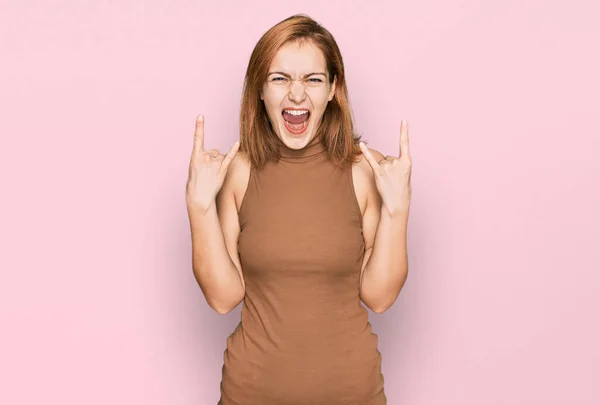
top-left (271, 77), bottom-right (323, 82)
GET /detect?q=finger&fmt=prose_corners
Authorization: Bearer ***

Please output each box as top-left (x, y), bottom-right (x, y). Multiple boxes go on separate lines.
top-left (359, 142), bottom-right (381, 174)
top-left (220, 141), bottom-right (240, 173)
top-left (206, 148), bottom-right (220, 158)
top-left (193, 115), bottom-right (205, 156)
top-left (399, 119), bottom-right (410, 158)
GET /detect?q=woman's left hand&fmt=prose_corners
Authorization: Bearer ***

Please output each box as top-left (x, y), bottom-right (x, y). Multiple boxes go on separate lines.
top-left (359, 120), bottom-right (412, 218)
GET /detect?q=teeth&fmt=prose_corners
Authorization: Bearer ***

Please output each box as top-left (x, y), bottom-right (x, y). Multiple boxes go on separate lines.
top-left (284, 109), bottom-right (308, 115)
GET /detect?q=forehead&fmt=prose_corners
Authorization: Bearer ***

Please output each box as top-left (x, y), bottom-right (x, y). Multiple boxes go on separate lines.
top-left (269, 40), bottom-right (327, 73)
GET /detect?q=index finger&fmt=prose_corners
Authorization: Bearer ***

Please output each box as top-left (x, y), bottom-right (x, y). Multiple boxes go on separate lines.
top-left (193, 115), bottom-right (205, 156)
top-left (399, 120), bottom-right (410, 158)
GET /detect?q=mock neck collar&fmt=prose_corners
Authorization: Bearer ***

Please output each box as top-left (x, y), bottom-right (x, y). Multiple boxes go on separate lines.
top-left (277, 135), bottom-right (327, 163)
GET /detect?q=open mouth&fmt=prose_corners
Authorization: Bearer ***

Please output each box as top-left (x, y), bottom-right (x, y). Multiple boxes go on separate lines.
top-left (282, 108), bottom-right (311, 135)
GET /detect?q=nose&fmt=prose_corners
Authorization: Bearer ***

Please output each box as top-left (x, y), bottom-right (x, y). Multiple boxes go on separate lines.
top-left (288, 80), bottom-right (306, 103)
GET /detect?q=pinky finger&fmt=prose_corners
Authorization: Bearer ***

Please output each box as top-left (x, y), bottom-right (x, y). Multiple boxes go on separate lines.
top-left (359, 142), bottom-right (381, 175)
top-left (220, 141), bottom-right (240, 173)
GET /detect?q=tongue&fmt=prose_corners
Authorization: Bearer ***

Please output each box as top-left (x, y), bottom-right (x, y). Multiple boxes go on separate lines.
top-left (283, 111), bottom-right (310, 124)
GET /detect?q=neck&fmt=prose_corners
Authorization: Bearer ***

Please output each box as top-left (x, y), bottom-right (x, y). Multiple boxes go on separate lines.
top-left (277, 135), bottom-right (326, 161)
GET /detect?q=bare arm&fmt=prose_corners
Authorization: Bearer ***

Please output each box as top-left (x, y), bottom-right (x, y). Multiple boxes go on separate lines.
top-left (188, 197), bottom-right (245, 314)
top-left (358, 147), bottom-right (409, 314)
top-left (186, 116), bottom-right (245, 315)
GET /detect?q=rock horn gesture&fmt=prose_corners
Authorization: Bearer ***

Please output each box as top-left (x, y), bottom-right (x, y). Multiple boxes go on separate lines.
top-left (359, 120), bottom-right (412, 217)
top-left (186, 115), bottom-right (240, 211)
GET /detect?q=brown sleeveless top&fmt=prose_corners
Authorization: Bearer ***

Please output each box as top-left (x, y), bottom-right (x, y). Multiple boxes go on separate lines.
top-left (218, 135), bottom-right (386, 405)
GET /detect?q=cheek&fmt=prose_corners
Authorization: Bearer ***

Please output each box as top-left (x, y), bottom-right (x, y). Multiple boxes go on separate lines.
top-left (263, 102), bottom-right (281, 123)
top-left (308, 89), bottom-right (331, 107)
top-left (263, 92), bottom-right (281, 108)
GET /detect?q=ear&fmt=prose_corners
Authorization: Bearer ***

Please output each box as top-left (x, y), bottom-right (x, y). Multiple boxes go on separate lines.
top-left (328, 75), bottom-right (337, 101)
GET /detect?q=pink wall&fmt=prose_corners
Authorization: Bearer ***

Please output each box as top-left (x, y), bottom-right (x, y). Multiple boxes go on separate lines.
top-left (1, 1), bottom-right (598, 404)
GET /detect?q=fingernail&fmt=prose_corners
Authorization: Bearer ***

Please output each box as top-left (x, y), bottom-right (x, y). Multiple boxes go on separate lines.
top-left (197, 115), bottom-right (203, 122)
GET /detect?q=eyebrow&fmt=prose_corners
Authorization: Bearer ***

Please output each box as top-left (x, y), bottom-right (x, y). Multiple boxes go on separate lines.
top-left (268, 71), bottom-right (327, 79)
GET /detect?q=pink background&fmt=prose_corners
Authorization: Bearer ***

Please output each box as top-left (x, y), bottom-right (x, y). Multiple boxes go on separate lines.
top-left (1, 1), bottom-right (599, 404)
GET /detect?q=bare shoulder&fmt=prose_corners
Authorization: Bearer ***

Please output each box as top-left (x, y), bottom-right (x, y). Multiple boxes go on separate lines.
top-left (227, 150), bottom-right (251, 212)
top-left (352, 146), bottom-right (385, 215)
top-left (214, 148), bottom-right (249, 292)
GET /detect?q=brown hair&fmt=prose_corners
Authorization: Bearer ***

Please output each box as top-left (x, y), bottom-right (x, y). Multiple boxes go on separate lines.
top-left (239, 14), bottom-right (363, 170)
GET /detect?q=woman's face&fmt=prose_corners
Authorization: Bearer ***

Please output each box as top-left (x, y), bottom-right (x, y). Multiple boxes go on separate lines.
top-left (260, 40), bottom-right (336, 149)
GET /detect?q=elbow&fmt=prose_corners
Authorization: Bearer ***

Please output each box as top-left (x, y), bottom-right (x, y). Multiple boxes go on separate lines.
top-left (371, 305), bottom-right (389, 314)
top-left (368, 301), bottom-right (391, 314)
top-left (362, 278), bottom-right (408, 314)
top-left (213, 304), bottom-right (235, 315)
top-left (209, 301), bottom-right (236, 315)
top-left (194, 269), bottom-right (245, 315)
top-left (208, 292), bottom-right (244, 315)
top-left (360, 267), bottom-right (408, 314)
top-left (361, 295), bottom-right (389, 314)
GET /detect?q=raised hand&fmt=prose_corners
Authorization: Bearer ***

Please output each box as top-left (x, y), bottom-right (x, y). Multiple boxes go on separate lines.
top-left (359, 120), bottom-right (412, 217)
top-left (186, 115), bottom-right (240, 211)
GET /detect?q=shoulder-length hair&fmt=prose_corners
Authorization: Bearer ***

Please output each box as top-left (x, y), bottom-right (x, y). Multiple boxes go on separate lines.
top-left (239, 14), bottom-right (363, 170)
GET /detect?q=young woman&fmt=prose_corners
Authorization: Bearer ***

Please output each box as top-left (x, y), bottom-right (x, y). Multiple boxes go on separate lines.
top-left (186, 14), bottom-right (412, 405)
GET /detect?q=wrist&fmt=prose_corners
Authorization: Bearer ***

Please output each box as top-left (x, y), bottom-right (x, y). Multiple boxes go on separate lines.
top-left (187, 198), bottom-right (217, 217)
top-left (381, 207), bottom-right (409, 222)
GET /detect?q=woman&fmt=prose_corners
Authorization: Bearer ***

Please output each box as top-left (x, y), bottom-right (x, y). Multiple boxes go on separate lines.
top-left (186, 14), bottom-right (412, 405)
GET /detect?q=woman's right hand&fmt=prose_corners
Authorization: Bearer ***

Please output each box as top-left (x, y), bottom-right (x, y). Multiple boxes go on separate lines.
top-left (186, 115), bottom-right (240, 211)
